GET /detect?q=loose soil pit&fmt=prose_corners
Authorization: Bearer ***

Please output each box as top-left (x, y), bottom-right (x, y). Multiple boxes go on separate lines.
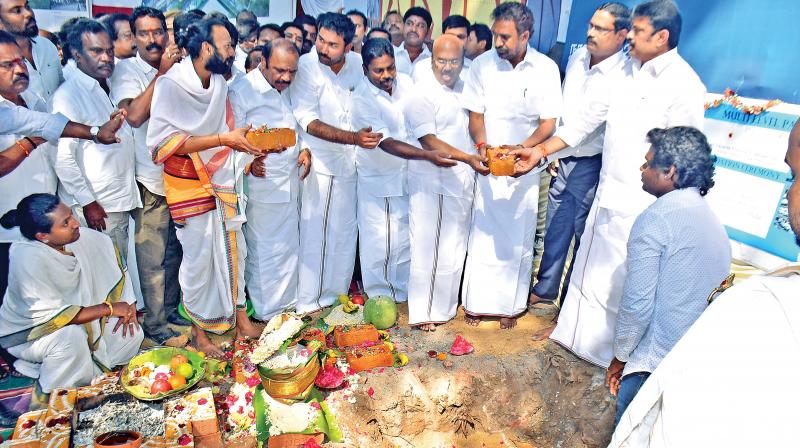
top-left (323, 304), bottom-right (615, 448)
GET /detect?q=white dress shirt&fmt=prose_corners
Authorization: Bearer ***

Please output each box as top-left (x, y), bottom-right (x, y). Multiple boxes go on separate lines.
top-left (25, 36), bottom-right (63, 100)
top-left (404, 77), bottom-right (474, 198)
top-left (289, 48), bottom-right (363, 177)
top-left (0, 91), bottom-right (58, 242)
top-left (554, 46), bottom-right (625, 159)
top-left (411, 56), bottom-right (470, 85)
top-left (62, 59), bottom-right (77, 81)
top-left (108, 53), bottom-right (164, 196)
top-left (234, 46), bottom-right (248, 73)
top-left (350, 74), bottom-right (412, 197)
top-left (229, 68), bottom-right (301, 204)
top-left (50, 68), bottom-right (140, 212)
top-left (0, 101), bottom-right (67, 142)
top-left (461, 47), bottom-right (562, 146)
top-left (394, 42), bottom-right (431, 76)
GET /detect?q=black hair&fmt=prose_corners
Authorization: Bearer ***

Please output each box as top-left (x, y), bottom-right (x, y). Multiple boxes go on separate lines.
top-left (280, 21), bottom-right (305, 38)
top-left (469, 23), bottom-right (492, 50)
top-left (598, 2), bottom-right (632, 32)
top-left (57, 16), bottom-right (82, 62)
top-left (39, 29), bottom-right (61, 48)
top-left (259, 23), bottom-right (281, 38)
top-left (366, 27), bottom-right (390, 41)
top-left (491, 2), bottom-right (534, 35)
top-left (174, 11), bottom-right (204, 49)
top-left (346, 9), bottom-right (368, 28)
top-left (236, 19), bottom-right (258, 43)
top-left (259, 39), bottom-right (299, 68)
top-left (361, 37), bottom-right (394, 68)
top-left (647, 126), bottom-right (716, 196)
top-left (403, 7), bottom-right (432, 29)
top-left (67, 18), bottom-right (109, 57)
top-left (186, 9), bottom-right (206, 17)
top-left (185, 17), bottom-right (228, 59)
top-left (0, 29), bottom-right (19, 47)
top-left (129, 6), bottom-right (166, 35)
top-left (633, 0), bottom-right (682, 49)
top-left (245, 47), bottom-right (262, 70)
top-left (236, 9), bottom-right (257, 25)
top-left (99, 13), bottom-right (129, 41)
top-left (293, 14), bottom-right (317, 30)
top-left (316, 12), bottom-right (355, 46)
top-left (0, 193), bottom-right (60, 240)
top-left (442, 14), bottom-right (470, 32)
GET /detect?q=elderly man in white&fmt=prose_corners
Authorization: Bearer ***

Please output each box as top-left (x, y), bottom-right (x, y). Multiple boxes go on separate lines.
top-left (51, 19), bottom-right (139, 262)
top-left (289, 13), bottom-right (382, 313)
top-left (229, 39), bottom-right (311, 321)
top-left (460, 2), bottom-right (562, 330)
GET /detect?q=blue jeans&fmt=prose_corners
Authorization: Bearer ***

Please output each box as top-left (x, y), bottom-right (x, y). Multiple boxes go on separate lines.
top-left (614, 371), bottom-right (651, 427)
top-left (532, 155), bottom-right (601, 300)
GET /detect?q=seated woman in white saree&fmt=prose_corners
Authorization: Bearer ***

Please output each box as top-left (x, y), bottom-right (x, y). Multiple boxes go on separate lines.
top-left (0, 193), bottom-right (142, 393)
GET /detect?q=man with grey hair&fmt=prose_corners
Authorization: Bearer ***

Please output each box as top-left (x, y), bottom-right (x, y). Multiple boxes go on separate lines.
top-left (513, 0), bottom-right (706, 368)
top-left (528, 2), bottom-right (630, 324)
top-left (460, 1), bottom-right (562, 329)
top-left (606, 126), bottom-right (730, 425)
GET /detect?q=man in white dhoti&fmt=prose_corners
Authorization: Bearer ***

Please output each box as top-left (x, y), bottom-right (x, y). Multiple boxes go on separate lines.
top-left (608, 123), bottom-right (800, 447)
top-left (514, 0), bottom-right (705, 365)
top-left (460, 2), bottom-right (562, 329)
top-left (289, 13), bottom-right (382, 313)
top-left (351, 38), bottom-right (455, 304)
top-left (51, 19), bottom-right (141, 262)
top-left (229, 39), bottom-right (311, 321)
top-left (147, 17), bottom-right (263, 357)
top-left (404, 35), bottom-right (488, 331)
top-left (0, 194), bottom-right (142, 393)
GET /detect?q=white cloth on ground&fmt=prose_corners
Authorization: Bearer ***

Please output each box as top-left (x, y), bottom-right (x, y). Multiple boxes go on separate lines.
top-left (460, 47), bottom-right (562, 317)
top-left (609, 266), bottom-right (800, 448)
top-left (0, 229), bottom-right (142, 392)
top-left (0, 90), bottom-right (58, 243)
top-left (551, 49), bottom-right (706, 366)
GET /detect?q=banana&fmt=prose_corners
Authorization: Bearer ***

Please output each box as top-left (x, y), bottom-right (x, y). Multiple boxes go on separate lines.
top-left (342, 302), bottom-right (358, 314)
top-left (338, 294), bottom-right (351, 305)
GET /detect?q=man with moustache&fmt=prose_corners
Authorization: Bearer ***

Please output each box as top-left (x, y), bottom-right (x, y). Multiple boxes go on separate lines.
top-left (289, 13), bottom-right (382, 313)
top-left (0, 0), bottom-right (61, 99)
top-left (294, 15), bottom-right (317, 55)
top-left (346, 9), bottom-right (367, 54)
top-left (147, 17), bottom-right (263, 357)
top-left (100, 13), bottom-right (136, 60)
top-left (460, 2), bottom-right (562, 329)
top-left (412, 15), bottom-right (471, 84)
top-left (404, 34), bottom-right (489, 331)
top-left (394, 7), bottom-right (431, 76)
top-left (257, 23), bottom-right (281, 46)
top-left (527, 3), bottom-right (630, 325)
top-left (609, 122), bottom-right (800, 448)
top-left (382, 10), bottom-right (403, 48)
top-left (51, 19), bottom-right (140, 265)
top-left (229, 39), bottom-right (311, 321)
top-left (513, 1), bottom-right (706, 367)
top-left (108, 6), bottom-right (186, 344)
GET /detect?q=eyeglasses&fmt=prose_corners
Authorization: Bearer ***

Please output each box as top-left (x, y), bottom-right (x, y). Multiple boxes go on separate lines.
top-left (434, 58), bottom-right (461, 67)
top-left (587, 22), bottom-right (615, 34)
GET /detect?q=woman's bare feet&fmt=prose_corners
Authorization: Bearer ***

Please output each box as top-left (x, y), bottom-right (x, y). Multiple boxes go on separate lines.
top-left (235, 308), bottom-right (262, 339)
top-left (465, 314), bottom-right (481, 326)
top-left (190, 325), bottom-right (225, 359)
top-left (499, 316), bottom-right (517, 329)
top-left (421, 323), bottom-right (436, 332)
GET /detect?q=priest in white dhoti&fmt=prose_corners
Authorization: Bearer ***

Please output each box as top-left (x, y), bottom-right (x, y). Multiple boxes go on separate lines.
top-left (608, 116), bottom-right (800, 448)
top-left (350, 38), bottom-right (416, 303)
top-left (514, 1), bottom-right (706, 365)
top-left (147, 17), bottom-right (263, 357)
top-left (404, 35), bottom-right (488, 331)
top-left (460, 2), bottom-right (562, 329)
top-left (0, 194), bottom-right (142, 393)
top-left (229, 39), bottom-right (311, 321)
top-left (289, 13), bottom-right (382, 313)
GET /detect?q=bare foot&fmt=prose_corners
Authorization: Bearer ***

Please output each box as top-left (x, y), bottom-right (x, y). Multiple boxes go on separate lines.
top-left (528, 292), bottom-right (546, 307)
top-left (235, 309), bottom-right (262, 339)
top-left (531, 323), bottom-right (556, 341)
top-left (500, 316), bottom-right (517, 329)
top-left (465, 315), bottom-right (481, 327)
top-left (423, 323), bottom-right (436, 332)
top-left (191, 325), bottom-right (225, 359)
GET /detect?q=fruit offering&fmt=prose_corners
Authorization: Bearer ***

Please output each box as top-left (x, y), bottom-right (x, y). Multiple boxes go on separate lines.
top-left (122, 348), bottom-right (205, 400)
top-left (363, 295), bottom-right (398, 330)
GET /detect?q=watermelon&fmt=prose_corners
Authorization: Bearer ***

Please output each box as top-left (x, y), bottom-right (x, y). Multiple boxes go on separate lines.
top-left (363, 295), bottom-right (398, 330)
top-left (450, 335), bottom-right (474, 356)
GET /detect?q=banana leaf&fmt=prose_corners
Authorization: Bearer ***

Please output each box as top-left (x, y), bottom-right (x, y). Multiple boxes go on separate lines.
top-left (121, 346), bottom-right (206, 401)
top-left (252, 384), bottom-right (343, 443)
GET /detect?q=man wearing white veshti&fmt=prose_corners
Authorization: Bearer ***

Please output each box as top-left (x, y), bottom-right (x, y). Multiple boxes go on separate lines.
top-left (0, 194), bottom-right (142, 393)
top-left (229, 39), bottom-right (311, 321)
top-left (460, 1), bottom-right (562, 329)
top-left (147, 17), bottom-right (262, 357)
